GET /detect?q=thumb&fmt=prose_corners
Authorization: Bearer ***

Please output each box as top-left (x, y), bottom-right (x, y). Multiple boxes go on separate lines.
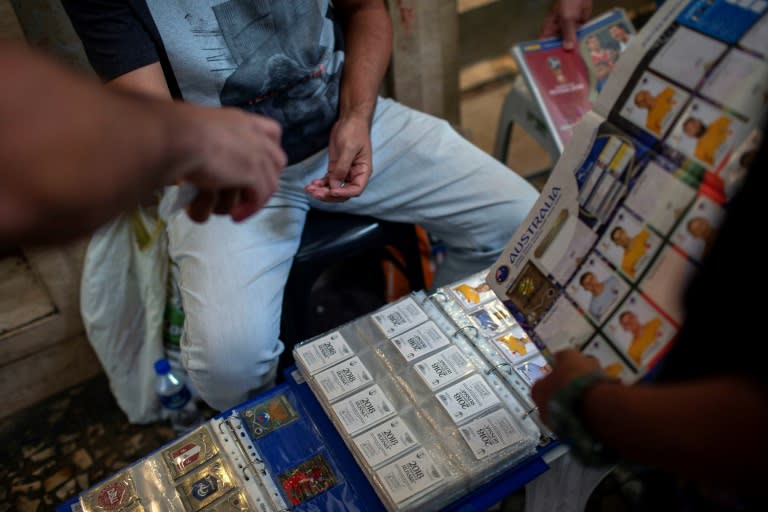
top-left (561, 18), bottom-right (578, 51)
top-left (327, 144), bottom-right (356, 188)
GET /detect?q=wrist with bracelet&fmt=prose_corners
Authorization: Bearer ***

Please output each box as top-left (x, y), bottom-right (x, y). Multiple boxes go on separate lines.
top-left (548, 371), bottom-right (620, 467)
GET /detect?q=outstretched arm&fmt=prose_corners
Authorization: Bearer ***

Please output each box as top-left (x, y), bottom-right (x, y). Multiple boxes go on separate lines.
top-left (532, 350), bottom-right (768, 494)
top-left (0, 42), bottom-right (286, 247)
top-left (305, 0), bottom-right (392, 202)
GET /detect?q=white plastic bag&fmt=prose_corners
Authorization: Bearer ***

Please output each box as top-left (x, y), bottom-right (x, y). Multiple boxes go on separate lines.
top-left (80, 209), bottom-right (168, 423)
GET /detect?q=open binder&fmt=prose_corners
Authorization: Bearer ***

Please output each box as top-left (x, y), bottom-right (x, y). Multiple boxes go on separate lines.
top-left (63, 280), bottom-right (548, 512)
top-left (293, 281), bottom-right (558, 512)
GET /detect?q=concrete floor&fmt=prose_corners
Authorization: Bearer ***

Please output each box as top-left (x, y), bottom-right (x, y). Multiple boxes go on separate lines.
top-left (461, 79), bottom-right (555, 180)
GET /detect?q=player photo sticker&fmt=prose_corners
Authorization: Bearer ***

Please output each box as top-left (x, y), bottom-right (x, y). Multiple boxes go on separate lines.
top-left (604, 292), bottom-right (677, 370)
top-left (671, 195), bottom-right (725, 262)
top-left (241, 393), bottom-right (299, 439)
top-left (514, 354), bottom-right (553, 387)
top-left (494, 326), bottom-right (539, 365)
top-left (177, 457), bottom-right (235, 512)
top-left (278, 454), bottom-right (337, 506)
top-left (583, 335), bottom-right (637, 384)
top-left (81, 473), bottom-right (139, 512)
top-left (596, 207), bottom-right (662, 282)
top-left (668, 98), bottom-right (748, 169)
top-left (162, 425), bottom-right (219, 479)
top-left (449, 271), bottom-right (496, 310)
top-left (619, 72), bottom-right (689, 138)
top-left (468, 300), bottom-right (518, 338)
top-left (566, 253), bottom-right (630, 324)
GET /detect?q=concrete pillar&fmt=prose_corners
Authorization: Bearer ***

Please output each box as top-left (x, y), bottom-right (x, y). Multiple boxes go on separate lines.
top-left (387, 0), bottom-right (460, 125)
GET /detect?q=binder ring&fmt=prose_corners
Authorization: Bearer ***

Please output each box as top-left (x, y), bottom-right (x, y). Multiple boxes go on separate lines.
top-left (243, 457), bottom-right (265, 471)
top-left (522, 406), bottom-right (538, 419)
top-left (229, 415), bottom-right (244, 431)
top-left (421, 291), bottom-right (448, 305)
top-left (453, 325), bottom-right (479, 339)
top-left (485, 362), bottom-right (513, 376)
top-left (216, 415), bottom-right (243, 434)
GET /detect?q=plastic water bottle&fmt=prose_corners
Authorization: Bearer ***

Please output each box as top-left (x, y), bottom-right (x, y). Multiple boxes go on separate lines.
top-left (154, 358), bottom-right (201, 432)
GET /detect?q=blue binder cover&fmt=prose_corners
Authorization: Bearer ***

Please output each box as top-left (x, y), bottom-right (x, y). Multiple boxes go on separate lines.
top-left (215, 377), bottom-right (384, 512)
top-left (56, 368), bottom-right (557, 512)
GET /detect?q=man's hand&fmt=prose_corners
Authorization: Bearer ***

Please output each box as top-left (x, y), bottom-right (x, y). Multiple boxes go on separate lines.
top-left (176, 105), bottom-right (287, 222)
top-left (305, 115), bottom-right (372, 203)
top-left (540, 0), bottom-right (593, 50)
top-left (531, 349), bottom-right (603, 426)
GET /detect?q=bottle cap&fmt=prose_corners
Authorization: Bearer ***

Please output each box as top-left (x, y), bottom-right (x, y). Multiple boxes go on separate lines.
top-left (154, 358), bottom-right (171, 375)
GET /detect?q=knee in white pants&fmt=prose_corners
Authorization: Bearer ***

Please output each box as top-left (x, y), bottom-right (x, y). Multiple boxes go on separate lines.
top-left (181, 322), bottom-right (284, 411)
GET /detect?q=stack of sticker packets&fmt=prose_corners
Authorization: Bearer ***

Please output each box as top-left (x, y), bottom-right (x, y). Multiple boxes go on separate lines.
top-left (294, 289), bottom-right (539, 512)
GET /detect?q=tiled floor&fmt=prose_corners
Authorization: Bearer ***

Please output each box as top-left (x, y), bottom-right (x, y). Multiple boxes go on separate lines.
top-left (0, 374), bottom-right (182, 512)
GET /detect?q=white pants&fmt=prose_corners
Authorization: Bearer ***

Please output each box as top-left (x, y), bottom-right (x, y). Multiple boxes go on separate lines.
top-left (164, 97), bottom-right (538, 410)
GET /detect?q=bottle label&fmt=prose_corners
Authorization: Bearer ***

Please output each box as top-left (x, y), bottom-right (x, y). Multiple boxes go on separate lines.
top-left (160, 387), bottom-right (191, 410)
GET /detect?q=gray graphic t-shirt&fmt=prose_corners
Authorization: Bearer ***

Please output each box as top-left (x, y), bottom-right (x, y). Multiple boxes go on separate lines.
top-left (65, 0), bottom-right (345, 164)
